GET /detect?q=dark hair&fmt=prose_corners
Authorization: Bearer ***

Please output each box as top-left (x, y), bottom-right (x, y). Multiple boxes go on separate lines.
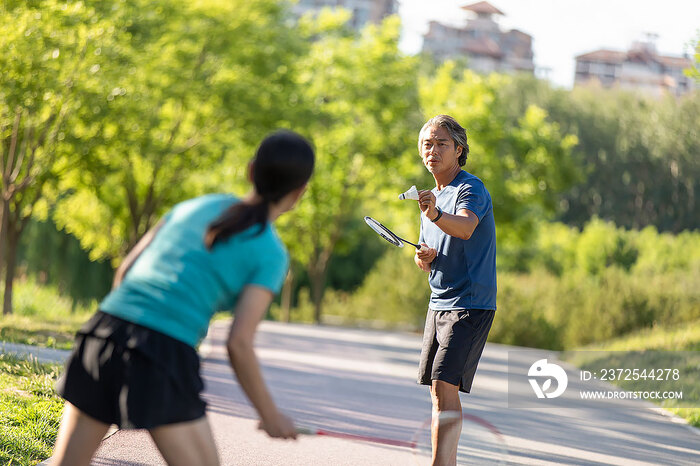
top-left (418, 114), bottom-right (470, 166)
top-left (205, 130), bottom-right (314, 249)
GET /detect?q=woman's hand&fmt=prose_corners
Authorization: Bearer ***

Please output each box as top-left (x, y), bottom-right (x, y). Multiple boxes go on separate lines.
top-left (258, 412), bottom-right (297, 439)
top-left (229, 286), bottom-right (298, 440)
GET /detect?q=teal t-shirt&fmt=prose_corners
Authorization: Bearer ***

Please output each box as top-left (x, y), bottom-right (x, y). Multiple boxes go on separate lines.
top-left (99, 194), bottom-right (289, 347)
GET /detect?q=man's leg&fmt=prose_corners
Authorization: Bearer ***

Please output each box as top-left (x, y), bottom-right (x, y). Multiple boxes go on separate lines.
top-left (430, 379), bottom-right (461, 466)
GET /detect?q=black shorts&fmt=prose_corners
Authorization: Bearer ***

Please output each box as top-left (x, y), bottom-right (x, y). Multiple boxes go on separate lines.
top-left (417, 309), bottom-right (494, 393)
top-left (56, 311), bottom-right (206, 429)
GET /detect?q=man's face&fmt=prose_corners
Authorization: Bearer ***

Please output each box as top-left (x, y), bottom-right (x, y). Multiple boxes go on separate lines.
top-left (420, 125), bottom-right (462, 176)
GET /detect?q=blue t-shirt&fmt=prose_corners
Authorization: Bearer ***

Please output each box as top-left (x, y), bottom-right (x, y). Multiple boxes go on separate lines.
top-left (419, 170), bottom-right (497, 311)
top-left (100, 194), bottom-right (289, 347)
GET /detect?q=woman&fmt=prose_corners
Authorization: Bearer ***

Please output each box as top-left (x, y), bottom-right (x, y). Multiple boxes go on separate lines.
top-left (51, 130), bottom-right (315, 466)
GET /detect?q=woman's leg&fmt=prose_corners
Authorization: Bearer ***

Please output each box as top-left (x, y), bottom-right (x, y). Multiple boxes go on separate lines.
top-left (149, 416), bottom-right (219, 466)
top-left (51, 402), bottom-right (111, 466)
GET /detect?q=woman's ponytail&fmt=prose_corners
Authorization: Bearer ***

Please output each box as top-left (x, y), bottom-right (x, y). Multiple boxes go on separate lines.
top-left (204, 200), bottom-right (269, 249)
top-left (205, 130), bottom-right (314, 250)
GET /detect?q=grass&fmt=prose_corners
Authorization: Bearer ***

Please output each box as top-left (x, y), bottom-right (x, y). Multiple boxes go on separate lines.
top-left (0, 278), bottom-right (95, 350)
top-left (562, 319), bottom-right (700, 428)
top-left (0, 353), bottom-right (64, 465)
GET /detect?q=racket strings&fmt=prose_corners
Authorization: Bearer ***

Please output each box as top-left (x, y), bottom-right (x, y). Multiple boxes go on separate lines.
top-left (364, 216), bottom-right (404, 247)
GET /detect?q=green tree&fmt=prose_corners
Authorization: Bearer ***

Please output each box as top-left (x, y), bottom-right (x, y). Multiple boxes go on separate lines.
top-left (541, 85), bottom-right (700, 233)
top-left (18, 219), bottom-right (113, 305)
top-left (0, 1), bottom-right (114, 313)
top-left (276, 12), bottom-right (423, 323)
top-left (54, 0), bottom-right (306, 263)
top-left (497, 74), bottom-right (700, 233)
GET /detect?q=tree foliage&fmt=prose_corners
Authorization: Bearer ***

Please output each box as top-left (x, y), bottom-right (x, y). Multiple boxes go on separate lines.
top-left (685, 32), bottom-right (700, 82)
top-left (548, 85), bottom-right (700, 232)
top-left (275, 13), bottom-right (423, 322)
top-left (53, 0), bottom-right (306, 263)
top-left (0, 0), bottom-right (115, 312)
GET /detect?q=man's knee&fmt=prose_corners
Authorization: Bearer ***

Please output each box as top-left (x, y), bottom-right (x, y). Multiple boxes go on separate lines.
top-left (431, 379), bottom-right (460, 410)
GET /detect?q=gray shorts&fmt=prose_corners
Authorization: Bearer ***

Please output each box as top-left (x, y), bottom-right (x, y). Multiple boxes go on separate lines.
top-left (417, 308), bottom-right (495, 393)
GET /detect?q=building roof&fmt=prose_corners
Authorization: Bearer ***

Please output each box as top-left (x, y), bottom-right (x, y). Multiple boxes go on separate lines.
top-left (576, 48), bottom-right (692, 70)
top-left (575, 49), bottom-right (626, 63)
top-left (658, 55), bottom-right (692, 69)
top-left (506, 29), bottom-right (533, 40)
top-left (461, 1), bottom-right (504, 16)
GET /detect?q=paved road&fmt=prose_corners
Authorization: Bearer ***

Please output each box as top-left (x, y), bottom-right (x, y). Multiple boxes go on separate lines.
top-left (1, 341), bottom-right (70, 363)
top-left (11, 320), bottom-right (699, 465)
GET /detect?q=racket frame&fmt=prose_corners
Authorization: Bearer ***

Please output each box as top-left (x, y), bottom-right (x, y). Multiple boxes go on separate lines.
top-left (364, 216), bottom-right (422, 250)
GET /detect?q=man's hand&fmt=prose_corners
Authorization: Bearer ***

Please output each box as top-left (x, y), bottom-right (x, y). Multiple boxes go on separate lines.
top-left (414, 243), bottom-right (437, 272)
top-left (418, 190), bottom-right (438, 221)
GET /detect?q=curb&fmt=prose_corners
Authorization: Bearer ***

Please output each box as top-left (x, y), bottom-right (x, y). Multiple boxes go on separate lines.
top-left (0, 341), bottom-right (70, 364)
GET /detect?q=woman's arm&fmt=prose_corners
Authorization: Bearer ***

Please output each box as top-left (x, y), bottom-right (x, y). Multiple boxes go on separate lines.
top-left (112, 219), bottom-right (166, 289)
top-left (227, 285), bottom-right (296, 439)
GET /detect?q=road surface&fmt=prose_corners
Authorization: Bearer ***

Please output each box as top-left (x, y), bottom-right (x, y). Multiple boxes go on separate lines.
top-left (24, 319), bottom-right (699, 465)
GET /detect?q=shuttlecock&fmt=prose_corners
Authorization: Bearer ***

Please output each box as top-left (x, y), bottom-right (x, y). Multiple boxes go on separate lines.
top-left (399, 185), bottom-right (419, 200)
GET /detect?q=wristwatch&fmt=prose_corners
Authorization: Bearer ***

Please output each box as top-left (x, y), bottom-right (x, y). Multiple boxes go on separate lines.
top-left (431, 207), bottom-right (443, 223)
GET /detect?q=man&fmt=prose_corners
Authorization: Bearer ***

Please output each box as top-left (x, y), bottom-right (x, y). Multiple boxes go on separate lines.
top-left (414, 115), bottom-right (497, 466)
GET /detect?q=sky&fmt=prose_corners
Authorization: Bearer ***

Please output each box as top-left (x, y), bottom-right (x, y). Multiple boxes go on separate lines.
top-left (397, 0), bottom-right (700, 88)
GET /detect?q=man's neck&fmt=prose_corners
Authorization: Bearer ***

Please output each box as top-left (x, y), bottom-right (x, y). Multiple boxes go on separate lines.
top-left (433, 165), bottom-right (461, 191)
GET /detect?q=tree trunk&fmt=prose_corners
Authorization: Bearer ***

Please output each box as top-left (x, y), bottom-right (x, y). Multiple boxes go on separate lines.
top-left (3, 228), bottom-right (18, 315)
top-left (309, 263), bottom-right (328, 325)
top-left (0, 198), bottom-right (8, 281)
top-left (280, 267), bottom-right (295, 323)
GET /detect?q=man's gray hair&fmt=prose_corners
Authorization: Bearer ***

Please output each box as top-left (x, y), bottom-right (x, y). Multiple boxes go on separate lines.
top-left (418, 115), bottom-right (470, 166)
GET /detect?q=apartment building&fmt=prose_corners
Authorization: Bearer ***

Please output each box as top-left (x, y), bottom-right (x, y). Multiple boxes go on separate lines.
top-left (575, 40), bottom-right (695, 97)
top-left (291, 0), bottom-right (398, 31)
top-left (421, 1), bottom-right (534, 74)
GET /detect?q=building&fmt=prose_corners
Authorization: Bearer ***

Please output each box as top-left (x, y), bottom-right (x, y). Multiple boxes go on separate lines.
top-left (291, 0), bottom-right (398, 31)
top-left (575, 40), bottom-right (695, 97)
top-left (421, 1), bottom-right (534, 74)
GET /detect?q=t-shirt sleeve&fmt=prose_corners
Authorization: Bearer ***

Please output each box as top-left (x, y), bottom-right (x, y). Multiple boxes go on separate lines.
top-left (248, 246), bottom-right (289, 294)
top-left (456, 181), bottom-right (491, 221)
top-left (419, 217), bottom-right (425, 244)
top-left (161, 209), bottom-right (174, 223)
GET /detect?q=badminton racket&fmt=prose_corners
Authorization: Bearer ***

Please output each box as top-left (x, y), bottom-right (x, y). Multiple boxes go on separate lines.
top-left (364, 216), bottom-right (423, 250)
top-left (295, 426), bottom-right (413, 448)
top-left (297, 410), bottom-right (508, 465)
top-left (295, 411), bottom-right (459, 449)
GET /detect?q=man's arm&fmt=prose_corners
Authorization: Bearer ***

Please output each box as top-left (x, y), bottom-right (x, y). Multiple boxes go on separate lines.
top-left (430, 208), bottom-right (479, 240)
top-left (418, 190), bottom-right (479, 240)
